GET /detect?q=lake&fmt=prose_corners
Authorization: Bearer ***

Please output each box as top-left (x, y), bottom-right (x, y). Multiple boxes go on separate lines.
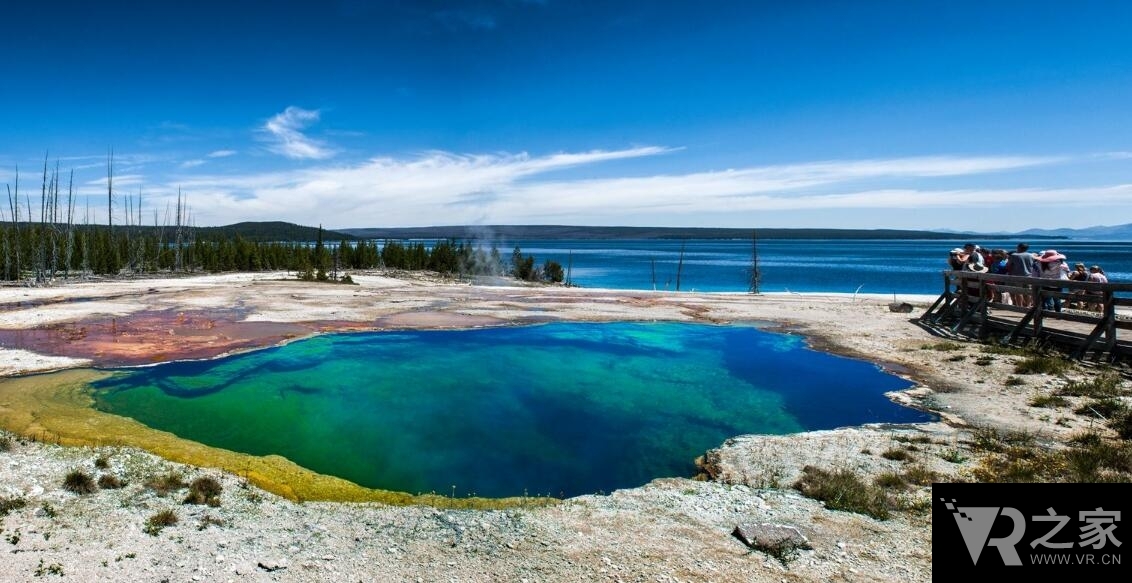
top-left (499, 239), bottom-right (1132, 295)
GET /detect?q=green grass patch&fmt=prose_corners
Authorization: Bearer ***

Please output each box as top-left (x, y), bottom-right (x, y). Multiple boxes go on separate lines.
top-left (1029, 394), bottom-right (1070, 408)
top-left (143, 509), bottom-right (179, 536)
top-left (873, 471), bottom-right (907, 490)
top-left (1075, 399), bottom-right (1128, 419)
top-left (1057, 373), bottom-right (1125, 398)
top-left (1014, 355), bottom-right (1071, 375)
top-left (922, 342), bottom-right (965, 351)
top-left (881, 448), bottom-right (912, 462)
top-left (794, 466), bottom-right (893, 520)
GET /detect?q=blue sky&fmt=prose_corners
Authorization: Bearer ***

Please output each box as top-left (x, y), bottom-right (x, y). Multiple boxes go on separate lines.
top-left (2, 0), bottom-right (1131, 231)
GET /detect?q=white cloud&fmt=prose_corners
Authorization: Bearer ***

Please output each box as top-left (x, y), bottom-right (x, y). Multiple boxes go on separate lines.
top-left (146, 150), bottom-right (1084, 228)
top-left (181, 159), bottom-right (207, 169)
top-left (262, 107), bottom-right (334, 160)
top-left (208, 149), bottom-right (237, 158)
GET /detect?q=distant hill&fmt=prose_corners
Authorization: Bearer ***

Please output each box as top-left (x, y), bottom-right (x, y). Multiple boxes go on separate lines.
top-left (338, 225), bottom-right (971, 240)
top-left (1015, 223), bottom-right (1132, 241)
top-left (195, 222), bottom-right (355, 242)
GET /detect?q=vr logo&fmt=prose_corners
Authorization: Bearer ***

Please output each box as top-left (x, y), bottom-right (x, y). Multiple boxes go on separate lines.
top-left (942, 499), bottom-right (1025, 565)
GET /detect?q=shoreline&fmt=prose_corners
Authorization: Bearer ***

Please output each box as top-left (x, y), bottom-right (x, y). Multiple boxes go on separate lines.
top-left (1, 270), bottom-right (1127, 582)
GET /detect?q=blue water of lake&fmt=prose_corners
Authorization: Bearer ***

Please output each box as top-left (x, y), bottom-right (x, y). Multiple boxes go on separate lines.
top-left (503, 239), bottom-right (1132, 294)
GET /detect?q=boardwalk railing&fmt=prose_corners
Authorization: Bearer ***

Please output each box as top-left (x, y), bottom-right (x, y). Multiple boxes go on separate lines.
top-left (919, 271), bottom-right (1132, 360)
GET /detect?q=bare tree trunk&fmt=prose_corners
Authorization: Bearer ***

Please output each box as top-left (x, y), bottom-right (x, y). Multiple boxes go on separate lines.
top-left (675, 240), bottom-right (686, 292)
top-left (748, 229), bottom-right (761, 294)
top-left (64, 170), bottom-right (75, 279)
top-left (6, 168), bottom-right (21, 282)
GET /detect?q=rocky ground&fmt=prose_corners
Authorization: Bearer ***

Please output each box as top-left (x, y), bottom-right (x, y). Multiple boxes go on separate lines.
top-left (1, 271), bottom-right (1129, 582)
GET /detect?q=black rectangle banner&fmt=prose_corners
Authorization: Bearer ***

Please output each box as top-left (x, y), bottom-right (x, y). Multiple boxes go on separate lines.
top-left (934, 483), bottom-right (1129, 577)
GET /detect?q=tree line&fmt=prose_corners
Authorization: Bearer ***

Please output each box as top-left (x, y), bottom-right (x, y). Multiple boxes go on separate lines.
top-left (2, 156), bottom-right (564, 285)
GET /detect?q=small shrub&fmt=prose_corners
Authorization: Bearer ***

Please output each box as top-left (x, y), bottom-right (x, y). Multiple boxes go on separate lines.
top-left (34, 560), bottom-right (64, 577)
top-left (881, 448), bottom-right (912, 462)
top-left (62, 470), bottom-right (97, 495)
top-left (93, 455), bottom-right (110, 470)
top-left (946, 354), bottom-right (966, 362)
top-left (940, 449), bottom-right (969, 464)
top-left (1014, 355), bottom-right (1071, 375)
top-left (39, 503), bottom-right (57, 518)
top-left (1075, 399), bottom-right (1128, 419)
top-left (1005, 376), bottom-right (1026, 387)
top-left (1029, 394), bottom-right (1070, 408)
top-left (0, 496), bottom-right (27, 517)
top-left (794, 466), bottom-right (892, 520)
top-left (143, 509), bottom-right (178, 536)
top-left (902, 465), bottom-right (941, 486)
top-left (1110, 411), bottom-right (1132, 441)
top-left (974, 357), bottom-right (994, 366)
top-left (0, 435), bottom-right (12, 452)
top-left (98, 474), bottom-right (125, 489)
top-left (184, 476), bottom-right (223, 506)
top-left (873, 471), bottom-right (907, 490)
top-left (145, 472), bottom-right (187, 497)
top-left (970, 427), bottom-right (1036, 453)
top-left (339, 274), bottom-right (356, 285)
top-left (197, 515), bottom-right (225, 531)
top-left (1058, 374), bottom-right (1125, 398)
top-left (922, 342), bottom-right (964, 352)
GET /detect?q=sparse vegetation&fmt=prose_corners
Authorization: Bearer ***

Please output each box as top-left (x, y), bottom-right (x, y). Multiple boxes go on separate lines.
top-left (33, 559), bottom-right (64, 577)
top-left (873, 471), bottom-right (906, 490)
top-left (880, 448), bottom-right (912, 462)
top-left (1075, 398), bottom-right (1128, 419)
top-left (940, 448), bottom-right (969, 464)
top-left (0, 496), bottom-right (28, 517)
top-left (1014, 355), bottom-right (1071, 375)
top-left (1058, 373), bottom-right (1125, 398)
top-left (93, 454), bottom-right (110, 469)
top-left (922, 342), bottom-right (964, 351)
top-left (197, 515), bottom-right (225, 531)
top-left (901, 465), bottom-right (940, 486)
top-left (145, 472), bottom-right (187, 497)
top-left (62, 469), bottom-right (97, 495)
top-left (968, 426), bottom-right (1132, 483)
top-left (184, 476), bottom-right (222, 506)
top-left (1029, 394), bottom-right (1070, 408)
top-left (946, 354), bottom-right (966, 362)
top-left (974, 356), bottom-right (994, 366)
top-left (1005, 376), bottom-right (1025, 387)
top-left (0, 435), bottom-right (12, 451)
top-left (143, 509), bottom-right (179, 536)
top-left (793, 466), bottom-right (893, 520)
top-left (98, 474), bottom-right (125, 489)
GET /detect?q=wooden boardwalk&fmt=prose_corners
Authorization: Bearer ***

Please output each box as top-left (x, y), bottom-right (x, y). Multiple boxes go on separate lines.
top-left (919, 271), bottom-right (1132, 361)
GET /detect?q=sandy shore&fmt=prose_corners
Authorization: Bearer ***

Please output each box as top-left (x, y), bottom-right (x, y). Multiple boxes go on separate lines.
top-left (0, 271), bottom-right (1126, 582)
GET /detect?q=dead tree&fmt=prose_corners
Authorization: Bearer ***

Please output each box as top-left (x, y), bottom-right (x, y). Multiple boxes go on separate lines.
top-left (748, 229), bottom-right (761, 294)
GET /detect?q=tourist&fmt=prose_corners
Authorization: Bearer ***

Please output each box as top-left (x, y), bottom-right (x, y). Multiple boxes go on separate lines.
top-left (963, 243), bottom-right (987, 268)
top-left (988, 249), bottom-right (1011, 305)
top-left (1086, 265), bottom-right (1109, 311)
top-left (1006, 243), bottom-right (1038, 307)
top-left (1037, 250), bottom-right (1070, 312)
top-left (1067, 262), bottom-right (1088, 308)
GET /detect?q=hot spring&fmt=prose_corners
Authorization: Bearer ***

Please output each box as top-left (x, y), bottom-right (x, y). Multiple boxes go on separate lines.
top-left (90, 322), bottom-right (932, 498)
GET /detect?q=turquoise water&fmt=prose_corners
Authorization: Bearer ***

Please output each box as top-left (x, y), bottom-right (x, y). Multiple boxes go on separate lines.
top-left (91, 322), bottom-right (932, 498)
